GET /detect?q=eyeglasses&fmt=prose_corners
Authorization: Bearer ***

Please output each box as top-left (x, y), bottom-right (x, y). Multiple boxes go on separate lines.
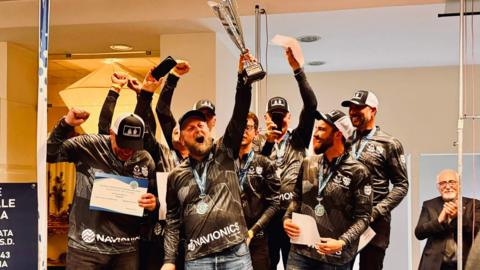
top-left (244, 125), bottom-right (255, 132)
top-left (437, 180), bottom-right (457, 189)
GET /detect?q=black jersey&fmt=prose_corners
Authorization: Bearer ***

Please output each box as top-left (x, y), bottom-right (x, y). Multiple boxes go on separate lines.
top-left (285, 153), bottom-right (372, 265)
top-left (259, 69), bottom-right (318, 209)
top-left (47, 119), bottom-right (156, 254)
top-left (350, 126), bottom-right (408, 248)
top-left (237, 152), bottom-right (281, 235)
top-left (163, 74), bottom-right (252, 263)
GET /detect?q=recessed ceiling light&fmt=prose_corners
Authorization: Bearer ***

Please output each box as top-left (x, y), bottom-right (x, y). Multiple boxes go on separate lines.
top-left (296, 35), bottom-right (321, 43)
top-left (307, 61), bottom-right (326, 66)
top-left (109, 44), bottom-right (133, 51)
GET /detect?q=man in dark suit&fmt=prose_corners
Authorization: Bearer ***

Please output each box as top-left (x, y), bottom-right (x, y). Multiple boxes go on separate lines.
top-left (415, 169), bottom-right (480, 270)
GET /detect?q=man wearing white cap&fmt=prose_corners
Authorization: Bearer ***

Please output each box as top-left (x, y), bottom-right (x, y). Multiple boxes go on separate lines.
top-left (341, 90), bottom-right (409, 270)
top-left (283, 109), bottom-right (372, 269)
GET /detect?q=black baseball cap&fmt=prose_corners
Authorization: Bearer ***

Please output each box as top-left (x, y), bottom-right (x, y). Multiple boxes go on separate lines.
top-left (341, 90), bottom-right (379, 108)
top-left (111, 113), bottom-right (145, 150)
top-left (179, 110), bottom-right (207, 130)
top-left (267, 96), bottom-right (289, 113)
top-left (314, 109), bottom-right (354, 139)
top-left (193, 99), bottom-right (216, 115)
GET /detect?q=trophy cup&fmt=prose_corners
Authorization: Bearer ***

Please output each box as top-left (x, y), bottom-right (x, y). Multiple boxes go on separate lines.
top-left (208, 0), bottom-right (266, 84)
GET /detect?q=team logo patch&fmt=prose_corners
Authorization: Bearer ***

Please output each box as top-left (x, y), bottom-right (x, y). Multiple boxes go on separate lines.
top-left (256, 166), bottom-right (263, 175)
top-left (141, 166), bottom-right (149, 177)
top-left (81, 229), bottom-right (95, 243)
top-left (342, 177), bottom-right (351, 186)
top-left (364, 185), bottom-right (372, 196)
top-left (333, 175), bottom-right (342, 184)
top-left (133, 165), bottom-right (141, 176)
top-left (376, 145), bottom-right (384, 154)
top-left (248, 166), bottom-right (255, 175)
top-left (366, 144), bottom-right (376, 152)
top-left (400, 154), bottom-right (406, 164)
top-left (122, 125), bottom-right (141, 138)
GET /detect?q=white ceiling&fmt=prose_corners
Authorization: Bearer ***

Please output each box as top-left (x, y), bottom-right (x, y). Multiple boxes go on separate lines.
top-left (0, 0), bottom-right (474, 75)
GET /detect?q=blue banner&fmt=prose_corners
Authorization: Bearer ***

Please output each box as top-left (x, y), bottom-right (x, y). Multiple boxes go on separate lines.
top-left (0, 183), bottom-right (38, 269)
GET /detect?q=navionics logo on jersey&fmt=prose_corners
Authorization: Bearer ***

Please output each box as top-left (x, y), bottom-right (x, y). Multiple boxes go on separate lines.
top-left (187, 223), bottom-right (241, 252)
top-left (81, 229), bottom-right (140, 244)
top-left (278, 192), bottom-right (294, 201)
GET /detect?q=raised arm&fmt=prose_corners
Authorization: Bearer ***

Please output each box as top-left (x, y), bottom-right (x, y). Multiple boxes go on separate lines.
top-left (221, 54), bottom-right (254, 158)
top-left (47, 108), bottom-right (90, 163)
top-left (98, 72), bottom-right (128, 134)
top-left (155, 61), bottom-right (190, 149)
top-left (288, 48), bottom-right (318, 150)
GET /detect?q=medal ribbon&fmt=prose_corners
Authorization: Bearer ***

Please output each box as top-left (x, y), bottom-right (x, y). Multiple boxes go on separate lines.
top-left (352, 126), bottom-right (377, 160)
top-left (274, 132), bottom-right (289, 162)
top-left (317, 154), bottom-right (345, 199)
top-left (238, 150), bottom-right (255, 192)
top-left (190, 153), bottom-right (213, 197)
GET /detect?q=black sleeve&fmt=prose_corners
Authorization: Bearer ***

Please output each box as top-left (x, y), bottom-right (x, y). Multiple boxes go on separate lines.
top-left (156, 73), bottom-right (180, 150)
top-left (414, 202), bottom-right (448, 240)
top-left (163, 172), bottom-right (181, 264)
top-left (462, 198), bottom-right (480, 235)
top-left (98, 90), bottom-right (119, 135)
top-left (289, 68), bottom-right (318, 150)
top-left (221, 74), bottom-right (252, 159)
top-left (135, 90), bottom-right (157, 135)
top-left (372, 138), bottom-right (409, 220)
top-left (260, 141), bottom-right (275, 157)
top-left (284, 159), bottom-right (306, 221)
top-left (339, 166), bottom-right (372, 246)
top-left (250, 158), bottom-right (281, 235)
top-left (47, 118), bottom-right (77, 163)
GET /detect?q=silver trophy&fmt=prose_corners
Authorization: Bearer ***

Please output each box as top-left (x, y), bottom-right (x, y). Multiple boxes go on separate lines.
top-left (208, 0), bottom-right (266, 84)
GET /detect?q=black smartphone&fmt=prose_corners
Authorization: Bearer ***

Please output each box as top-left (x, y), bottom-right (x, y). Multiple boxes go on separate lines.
top-left (271, 112), bottom-right (284, 131)
top-left (151, 56), bottom-right (177, 80)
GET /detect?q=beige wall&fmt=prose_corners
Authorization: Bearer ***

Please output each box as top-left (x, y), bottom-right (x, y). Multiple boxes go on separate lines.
top-left (160, 32), bottom-right (218, 137)
top-left (0, 42), bottom-right (37, 183)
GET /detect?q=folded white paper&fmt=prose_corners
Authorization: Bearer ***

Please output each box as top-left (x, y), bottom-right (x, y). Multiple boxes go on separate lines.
top-left (291, 212), bottom-right (321, 247)
top-left (156, 172), bottom-right (169, 220)
top-left (271, 34), bottom-right (305, 67)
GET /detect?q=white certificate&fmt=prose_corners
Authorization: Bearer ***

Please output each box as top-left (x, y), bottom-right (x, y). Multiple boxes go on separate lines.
top-left (357, 226), bottom-right (376, 252)
top-left (90, 172), bottom-right (148, 217)
top-left (291, 212), bottom-right (321, 248)
top-left (156, 172), bottom-right (169, 220)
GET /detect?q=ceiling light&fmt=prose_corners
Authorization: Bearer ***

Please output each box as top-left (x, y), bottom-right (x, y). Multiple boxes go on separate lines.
top-left (296, 35), bottom-right (321, 43)
top-left (307, 61), bottom-right (326, 66)
top-left (109, 44), bottom-right (133, 51)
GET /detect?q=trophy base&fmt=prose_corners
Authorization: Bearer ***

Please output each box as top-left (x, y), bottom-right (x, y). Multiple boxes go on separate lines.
top-left (242, 62), bottom-right (266, 84)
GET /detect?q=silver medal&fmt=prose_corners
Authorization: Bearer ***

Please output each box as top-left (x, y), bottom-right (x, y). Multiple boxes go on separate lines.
top-left (196, 201), bottom-right (209, 215)
top-left (315, 203), bottom-right (325, 216)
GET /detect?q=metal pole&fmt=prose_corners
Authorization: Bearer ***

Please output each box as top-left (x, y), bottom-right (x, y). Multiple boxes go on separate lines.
top-left (457, 0), bottom-right (465, 269)
top-left (37, 1), bottom-right (50, 269)
top-left (254, 5), bottom-right (261, 115)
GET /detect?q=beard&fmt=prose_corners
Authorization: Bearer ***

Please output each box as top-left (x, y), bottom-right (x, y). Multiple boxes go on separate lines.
top-left (184, 133), bottom-right (213, 157)
top-left (350, 113), bottom-right (370, 130)
top-left (313, 133), bottom-right (334, 155)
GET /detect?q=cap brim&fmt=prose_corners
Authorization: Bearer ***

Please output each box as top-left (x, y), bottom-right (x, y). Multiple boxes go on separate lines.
top-left (197, 107), bottom-right (216, 116)
top-left (314, 111), bottom-right (335, 127)
top-left (342, 100), bottom-right (366, 107)
top-left (268, 107), bottom-right (289, 113)
top-left (117, 138), bottom-right (143, 150)
top-left (179, 110), bottom-right (208, 129)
